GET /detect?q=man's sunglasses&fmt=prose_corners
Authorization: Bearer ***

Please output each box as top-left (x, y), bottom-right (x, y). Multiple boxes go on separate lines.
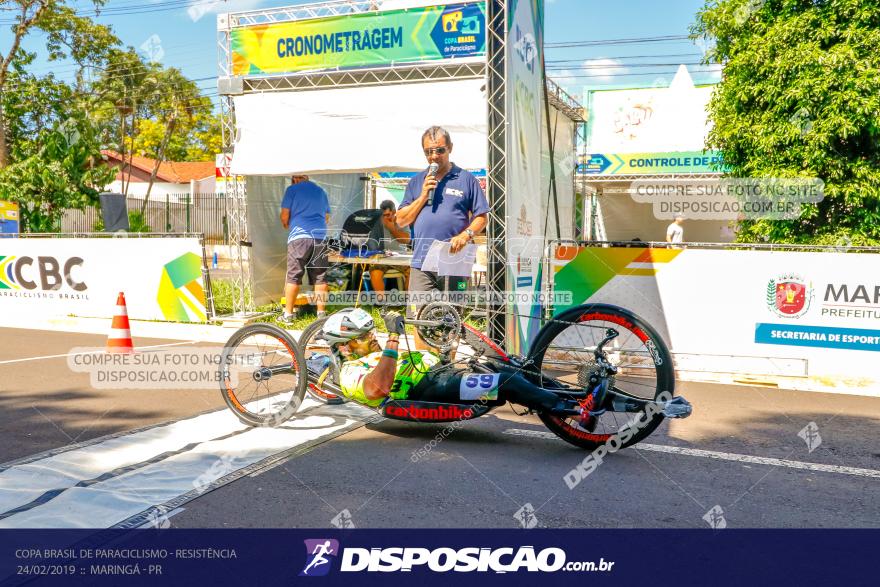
top-left (353, 331), bottom-right (375, 343)
top-left (423, 147), bottom-right (448, 156)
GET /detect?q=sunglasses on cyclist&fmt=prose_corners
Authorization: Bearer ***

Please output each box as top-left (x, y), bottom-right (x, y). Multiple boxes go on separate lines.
top-left (353, 331), bottom-right (375, 343)
top-left (423, 147), bottom-right (448, 156)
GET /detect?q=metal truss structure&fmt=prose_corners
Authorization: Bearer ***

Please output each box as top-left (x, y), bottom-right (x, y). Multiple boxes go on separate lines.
top-left (241, 60), bottom-right (486, 93)
top-left (484, 0), bottom-right (508, 343)
top-left (217, 17), bottom-right (254, 317)
top-left (217, 0), bottom-right (585, 328)
top-left (228, 0), bottom-right (382, 27)
top-left (545, 77), bottom-right (586, 124)
top-left (216, 0), bottom-right (507, 317)
top-left (583, 172), bottom-right (724, 183)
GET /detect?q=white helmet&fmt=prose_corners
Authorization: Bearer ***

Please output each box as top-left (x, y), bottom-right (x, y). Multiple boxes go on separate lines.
top-left (322, 308), bottom-right (375, 345)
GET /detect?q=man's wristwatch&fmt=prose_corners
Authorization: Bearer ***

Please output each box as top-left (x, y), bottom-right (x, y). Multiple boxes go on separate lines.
top-left (465, 229), bottom-right (475, 241)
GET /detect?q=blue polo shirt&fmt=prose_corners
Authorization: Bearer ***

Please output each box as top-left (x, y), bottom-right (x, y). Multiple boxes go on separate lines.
top-left (281, 180), bottom-right (331, 243)
top-left (400, 164), bottom-right (489, 270)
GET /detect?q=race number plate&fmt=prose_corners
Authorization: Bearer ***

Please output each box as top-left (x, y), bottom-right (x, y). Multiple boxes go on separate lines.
top-left (459, 373), bottom-right (500, 400)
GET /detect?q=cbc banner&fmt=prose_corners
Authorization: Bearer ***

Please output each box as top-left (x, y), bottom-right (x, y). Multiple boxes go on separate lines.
top-left (551, 246), bottom-right (880, 391)
top-left (0, 238), bottom-right (207, 324)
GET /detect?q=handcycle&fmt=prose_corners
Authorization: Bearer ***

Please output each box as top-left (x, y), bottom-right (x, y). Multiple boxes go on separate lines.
top-left (218, 302), bottom-right (692, 450)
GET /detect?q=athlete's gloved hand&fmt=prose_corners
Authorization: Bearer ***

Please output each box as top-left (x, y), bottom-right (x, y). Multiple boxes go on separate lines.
top-left (383, 311), bottom-right (406, 335)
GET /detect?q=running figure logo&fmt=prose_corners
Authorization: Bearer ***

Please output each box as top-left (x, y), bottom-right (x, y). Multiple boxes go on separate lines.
top-left (300, 539), bottom-right (340, 577)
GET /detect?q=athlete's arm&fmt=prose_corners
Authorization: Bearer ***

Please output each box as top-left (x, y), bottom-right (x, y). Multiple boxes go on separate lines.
top-left (362, 334), bottom-right (400, 400)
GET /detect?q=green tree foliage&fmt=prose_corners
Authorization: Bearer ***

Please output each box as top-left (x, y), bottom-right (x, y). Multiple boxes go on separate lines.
top-left (2, 53), bottom-right (72, 162)
top-left (0, 0), bottom-right (116, 167)
top-left (0, 116), bottom-right (114, 232)
top-left (0, 49), bottom-right (113, 231)
top-left (0, 3), bottom-right (220, 231)
top-left (132, 110), bottom-right (222, 163)
top-left (88, 52), bottom-right (220, 200)
top-left (693, 0), bottom-right (880, 244)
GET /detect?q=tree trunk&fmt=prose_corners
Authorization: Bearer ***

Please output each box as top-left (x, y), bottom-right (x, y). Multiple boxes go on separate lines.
top-left (0, 103), bottom-right (9, 168)
top-left (118, 110), bottom-right (128, 195)
top-left (141, 117), bottom-right (176, 215)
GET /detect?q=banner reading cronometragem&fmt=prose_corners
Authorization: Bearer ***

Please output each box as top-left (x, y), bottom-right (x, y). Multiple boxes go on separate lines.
top-left (0, 237), bottom-right (207, 323)
top-left (231, 2), bottom-right (486, 76)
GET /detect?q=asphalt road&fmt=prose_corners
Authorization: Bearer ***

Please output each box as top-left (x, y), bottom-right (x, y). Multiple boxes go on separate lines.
top-left (0, 327), bottom-right (227, 464)
top-left (2, 327), bottom-right (879, 529)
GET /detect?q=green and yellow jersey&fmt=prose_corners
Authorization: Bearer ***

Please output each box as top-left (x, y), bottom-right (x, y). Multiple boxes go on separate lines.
top-left (338, 350), bottom-right (440, 407)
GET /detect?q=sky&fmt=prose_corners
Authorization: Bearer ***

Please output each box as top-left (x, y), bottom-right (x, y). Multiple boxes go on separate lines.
top-left (2, 0), bottom-right (720, 109)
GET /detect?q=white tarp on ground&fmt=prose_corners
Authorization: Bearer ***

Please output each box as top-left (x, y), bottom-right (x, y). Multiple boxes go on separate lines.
top-left (0, 399), bottom-right (376, 528)
top-left (231, 79), bottom-right (488, 176)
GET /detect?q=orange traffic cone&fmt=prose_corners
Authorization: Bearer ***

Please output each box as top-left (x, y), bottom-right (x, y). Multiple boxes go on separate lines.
top-left (107, 292), bottom-right (134, 353)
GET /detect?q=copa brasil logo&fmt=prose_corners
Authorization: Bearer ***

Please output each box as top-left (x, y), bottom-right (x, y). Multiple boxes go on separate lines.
top-left (430, 3), bottom-right (485, 58)
top-left (0, 255), bottom-right (86, 291)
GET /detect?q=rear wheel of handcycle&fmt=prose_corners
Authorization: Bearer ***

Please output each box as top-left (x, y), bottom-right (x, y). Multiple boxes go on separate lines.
top-left (220, 323), bottom-right (308, 427)
top-left (527, 304), bottom-right (675, 450)
top-left (298, 316), bottom-right (346, 404)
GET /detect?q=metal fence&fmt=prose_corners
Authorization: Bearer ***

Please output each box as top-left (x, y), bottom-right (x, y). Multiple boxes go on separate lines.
top-left (61, 193), bottom-right (229, 244)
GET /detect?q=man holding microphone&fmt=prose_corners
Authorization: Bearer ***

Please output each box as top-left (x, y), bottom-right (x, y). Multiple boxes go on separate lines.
top-left (396, 126), bottom-right (489, 349)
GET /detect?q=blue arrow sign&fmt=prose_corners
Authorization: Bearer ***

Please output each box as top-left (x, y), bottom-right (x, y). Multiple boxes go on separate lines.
top-left (582, 154), bottom-right (611, 174)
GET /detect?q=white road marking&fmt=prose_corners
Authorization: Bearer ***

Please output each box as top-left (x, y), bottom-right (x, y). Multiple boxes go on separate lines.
top-left (0, 341), bottom-right (198, 365)
top-left (502, 429), bottom-right (880, 479)
top-left (634, 444), bottom-right (880, 479)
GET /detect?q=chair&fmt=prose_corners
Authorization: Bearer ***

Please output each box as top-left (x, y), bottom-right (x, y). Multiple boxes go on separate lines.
top-left (362, 267), bottom-right (406, 292)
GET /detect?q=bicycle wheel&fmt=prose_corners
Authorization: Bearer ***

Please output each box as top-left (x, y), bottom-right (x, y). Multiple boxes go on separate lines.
top-left (298, 316), bottom-right (345, 404)
top-left (220, 323), bottom-right (307, 427)
top-left (527, 304), bottom-right (675, 450)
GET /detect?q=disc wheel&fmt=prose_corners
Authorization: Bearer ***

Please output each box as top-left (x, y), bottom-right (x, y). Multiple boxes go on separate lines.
top-left (527, 304), bottom-right (675, 450)
top-left (298, 316), bottom-right (345, 404)
top-left (220, 323), bottom-right (307, 427)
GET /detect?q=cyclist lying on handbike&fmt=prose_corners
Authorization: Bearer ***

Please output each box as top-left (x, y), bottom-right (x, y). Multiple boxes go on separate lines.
top-left (309, 308), bottom-right (570, 415)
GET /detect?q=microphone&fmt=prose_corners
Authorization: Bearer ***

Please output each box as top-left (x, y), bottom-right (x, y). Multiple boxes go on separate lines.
top-left (426, 163), bottom-right (439, 206)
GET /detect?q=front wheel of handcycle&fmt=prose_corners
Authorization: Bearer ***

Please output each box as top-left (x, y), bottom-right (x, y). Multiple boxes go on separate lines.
top-left (298, 316), bottom-right (346, 404)
top-left (220, 322), bottom-right (307, 427)
top-left (527, 304), bottom-right (675, 450)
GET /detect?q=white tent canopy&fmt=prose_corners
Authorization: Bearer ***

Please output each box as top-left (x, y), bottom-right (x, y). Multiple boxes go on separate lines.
top-left (231, 79), bottom-right (488, 175)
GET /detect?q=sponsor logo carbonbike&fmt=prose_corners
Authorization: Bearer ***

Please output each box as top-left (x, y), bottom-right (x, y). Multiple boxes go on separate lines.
top-left (338, 546), bottom-right (613, 573)
top-left (0, 255), bottom-right (86, 291)
top-left (385, 404), bottom-right (474, 421)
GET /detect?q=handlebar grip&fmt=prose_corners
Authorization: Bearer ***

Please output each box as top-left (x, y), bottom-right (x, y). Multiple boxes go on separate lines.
top-left (383, 311), bottom-right (406, 335)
